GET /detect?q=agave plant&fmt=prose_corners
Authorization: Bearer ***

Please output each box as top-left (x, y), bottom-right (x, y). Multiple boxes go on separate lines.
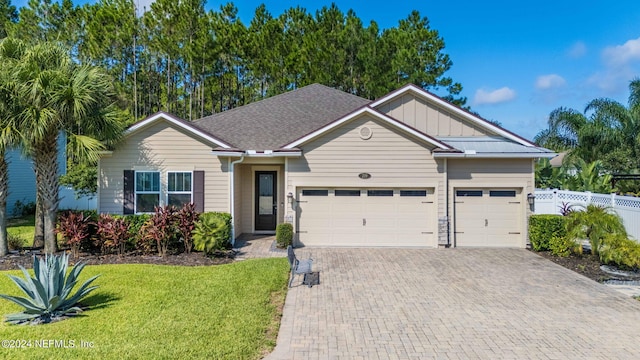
top-left (0, 253), bottom-right (100, 325)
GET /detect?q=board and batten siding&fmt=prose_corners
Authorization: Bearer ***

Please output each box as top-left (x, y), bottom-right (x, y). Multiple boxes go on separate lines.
top-left (286, 114), bottom-right (445, 239)
top-left (447, 158), bottom-right (535, 246)
top-left (375, 93), bottom-right (492, 137)
top-left (98, 120), bottom-right (229, 214)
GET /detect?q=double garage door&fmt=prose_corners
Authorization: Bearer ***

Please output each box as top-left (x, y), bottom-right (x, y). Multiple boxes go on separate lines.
top-left (454, 189), bottom-right (523, 247)
top-left (297, 188), bottom-right (435, 247)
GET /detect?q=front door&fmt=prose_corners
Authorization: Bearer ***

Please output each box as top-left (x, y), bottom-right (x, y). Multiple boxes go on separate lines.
top-left (255, 171), bottom-right (277, 231)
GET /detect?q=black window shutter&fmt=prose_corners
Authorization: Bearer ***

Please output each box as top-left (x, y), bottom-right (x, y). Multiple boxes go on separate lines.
top-left (123, 170), bottom-right (135, 214)
top-left (193, 170), bottom-right (205, 212)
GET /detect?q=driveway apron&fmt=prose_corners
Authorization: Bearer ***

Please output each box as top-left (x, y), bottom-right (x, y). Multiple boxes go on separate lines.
top-left (266, 248), bottom-right (640, 360)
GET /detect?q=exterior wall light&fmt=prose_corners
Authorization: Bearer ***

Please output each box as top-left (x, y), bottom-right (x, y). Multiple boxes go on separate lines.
top-left (527, 193), bottom-right (535, 208)
top-left (287, 192), bottom-right (294, 204)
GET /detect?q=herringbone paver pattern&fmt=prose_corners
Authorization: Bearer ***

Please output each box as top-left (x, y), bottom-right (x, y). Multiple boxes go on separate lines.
top-left (266, 248), bottom-right (640, 359)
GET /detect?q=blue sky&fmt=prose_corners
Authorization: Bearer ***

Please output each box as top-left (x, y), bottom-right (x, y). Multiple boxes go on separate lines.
top-left (13, 0), bottom-right (640, 140)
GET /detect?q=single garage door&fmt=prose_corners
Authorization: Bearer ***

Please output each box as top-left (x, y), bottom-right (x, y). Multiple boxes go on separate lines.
top-left (297, 188), bottom-right (435, 247)
top-left (454, 188), bottom-right (522, 247)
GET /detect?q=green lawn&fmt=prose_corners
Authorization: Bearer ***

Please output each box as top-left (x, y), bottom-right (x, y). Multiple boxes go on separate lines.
top-left (7, 215), bottom-right (35, 247)
top-left (0, 258), bottom-right (289, 359)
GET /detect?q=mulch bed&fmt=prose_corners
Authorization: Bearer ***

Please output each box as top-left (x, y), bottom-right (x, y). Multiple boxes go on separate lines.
top-left (0, 249), bottom-right (235, 271)
top-left (532, 250), bottom-right (611, 282)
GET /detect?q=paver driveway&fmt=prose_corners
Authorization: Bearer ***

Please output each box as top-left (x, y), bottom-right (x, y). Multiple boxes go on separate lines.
top-left (266, 248), bottom-right (640, 359)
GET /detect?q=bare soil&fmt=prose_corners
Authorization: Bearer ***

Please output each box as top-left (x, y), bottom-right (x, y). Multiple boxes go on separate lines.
top-left (0, 249), bottom-right (235, 271)
top-left (532, 250), bottom-right (611, 282)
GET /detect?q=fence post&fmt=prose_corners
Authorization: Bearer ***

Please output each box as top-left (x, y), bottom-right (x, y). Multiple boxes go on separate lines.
top-left (611, 193), bottom-right (616, 208)
top-left (553, 189), bottom-right (558, 214)
top-left (586, 191), bottom-right (592, 207)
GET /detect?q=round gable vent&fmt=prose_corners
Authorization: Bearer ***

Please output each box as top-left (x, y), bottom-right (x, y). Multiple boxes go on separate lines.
top-left (359, 126), bottom-right (372, 140)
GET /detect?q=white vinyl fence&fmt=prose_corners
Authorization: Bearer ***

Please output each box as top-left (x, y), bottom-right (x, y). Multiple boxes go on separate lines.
top-left (534, 189), bottom-right (640, 241)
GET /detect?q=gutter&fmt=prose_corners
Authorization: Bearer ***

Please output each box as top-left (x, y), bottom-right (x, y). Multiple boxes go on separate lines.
top-left (433, 152), bottom-right (556, 159)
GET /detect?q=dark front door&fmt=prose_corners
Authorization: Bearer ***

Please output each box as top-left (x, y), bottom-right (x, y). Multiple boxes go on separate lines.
top-left (255, 171), bottom-right (277, 231)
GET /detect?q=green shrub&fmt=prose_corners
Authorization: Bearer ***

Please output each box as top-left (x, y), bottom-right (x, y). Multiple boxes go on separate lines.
top-left (123, 213), bottom-right (152, 247)
top-left (276, 223), bottom-right (293, 248)
top-left (549, 235), bottom-right (580, 257)
top-left (529, 215), bottom-right (566, 251)
top-left (599, 233), bottom-right (640, 270)
top-left (193, 212), bottom-right (232, 254)
top-left (566, 204), bottom-right (627, 256)
top-left (7, 233), bottom-right (24, 251)
top-left (0, 253), bottom-right (100, 325)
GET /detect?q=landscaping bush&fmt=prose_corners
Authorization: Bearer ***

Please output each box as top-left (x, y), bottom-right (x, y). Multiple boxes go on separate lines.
top-left (276, 223), bottom-right (293, 248)
top-left (565, 204), bottom-right (627, 256)
top-left (549, 235), bottom-right (581, 257)
top-left (123, 213), bottom-right (152, 245)
top-left (176, 203), bottom-right (199, 253)
top-left (599, 233), bottom-right (640, 270)
top-left (140, 205), bottom-right (180, 256)
top-left (56, 211), bottom-right (95, 257)
top-left (529, 215), bottom-right (566, 251)
top-left (193, 212), bottom-right (232, 254)
top-left (7, 233), bottom-right (23, 251)
top-left (96, 214), bottom-right (131, 255)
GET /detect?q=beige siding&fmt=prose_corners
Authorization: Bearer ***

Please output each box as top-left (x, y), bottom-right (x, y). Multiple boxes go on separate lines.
top-left (375, 93), bottom-right (493, 137)
top-left (447, 159), bottom-right (535, 248)
top-left (99, 120), bottom-right (229, 214)
top-left (287, 114), bottom-right (444, 246)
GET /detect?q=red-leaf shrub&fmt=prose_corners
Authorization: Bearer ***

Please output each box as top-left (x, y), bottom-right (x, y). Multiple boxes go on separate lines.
top-left (96, 214), bottom-right (131, 255)
top-left (56, 211), bottom-right (94, 258)
top-left (176, 203), bottom-right (199, 253)
top-left (140, 205), bottom-right (179, 257)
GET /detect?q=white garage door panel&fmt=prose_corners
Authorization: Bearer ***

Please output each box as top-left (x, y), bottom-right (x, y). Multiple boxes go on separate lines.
top-left (298, 188), bottom-right (434, 247)
top-left (454, 189), bottom-right (522, 247)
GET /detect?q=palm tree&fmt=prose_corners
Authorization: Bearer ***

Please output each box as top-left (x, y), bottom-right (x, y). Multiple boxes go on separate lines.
top-left (0, 38), bottom-right (124, 254)
top-left (535, 79), bottom-right (640, 173)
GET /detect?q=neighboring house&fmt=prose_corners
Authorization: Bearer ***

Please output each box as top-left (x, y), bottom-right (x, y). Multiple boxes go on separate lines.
top-left (98, 84), bottom-right (554, 248)
top-left (6, 135), bottom-right (67, 216)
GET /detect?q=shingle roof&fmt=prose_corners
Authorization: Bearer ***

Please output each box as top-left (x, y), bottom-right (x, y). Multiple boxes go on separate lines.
top-left (193, 84), bottom-right (371, 150)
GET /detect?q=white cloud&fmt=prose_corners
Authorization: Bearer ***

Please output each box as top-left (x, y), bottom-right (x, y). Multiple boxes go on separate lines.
top-left (535, 74), bottom-right (566, 90)
top-left (567, 41), bottom-right (587, 58)
top-left (473, 87), bottom-right (516, 105)
top-left (602, 37), bottom-right (640, 66)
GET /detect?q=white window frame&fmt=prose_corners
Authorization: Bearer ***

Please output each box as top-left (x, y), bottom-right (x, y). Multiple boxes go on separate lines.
top-left (167, 171), bottom-right (193, 207)
top-left (135, 171), bottom-right (160, 213)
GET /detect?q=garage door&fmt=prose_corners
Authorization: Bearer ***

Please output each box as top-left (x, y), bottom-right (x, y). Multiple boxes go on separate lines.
top-left (297, 188), bottom-right (435, 247)
top-left (454, 189), bottom-right (522, 247)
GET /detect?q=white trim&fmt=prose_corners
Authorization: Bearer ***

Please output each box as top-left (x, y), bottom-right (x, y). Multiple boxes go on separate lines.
top-left (166, 171), bottom-right (193, 207)
top-left (127, 112), bottom-right (232, 149)
top-left (369, 84), bottom-right (538, 147)
top-left (134, 170), bottom-right (161, 214)
top-left (283, 107), bottom-right (452, 150)
top-left (229, 155), bottom-right (246, 244)
top-left (433, 152), bottom-right (556, 159)
top-left (212, 150), bottom-right (302, 157)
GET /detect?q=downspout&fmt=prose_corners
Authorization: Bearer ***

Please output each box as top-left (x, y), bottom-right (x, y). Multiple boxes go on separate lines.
top-left (444, 158), bottom-right (450, 247)
top-left (230, 154), bottom-right (245, 245)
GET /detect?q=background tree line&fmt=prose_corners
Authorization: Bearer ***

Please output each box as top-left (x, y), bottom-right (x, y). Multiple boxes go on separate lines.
top-left (1, 0), bottom-right (466, 124)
